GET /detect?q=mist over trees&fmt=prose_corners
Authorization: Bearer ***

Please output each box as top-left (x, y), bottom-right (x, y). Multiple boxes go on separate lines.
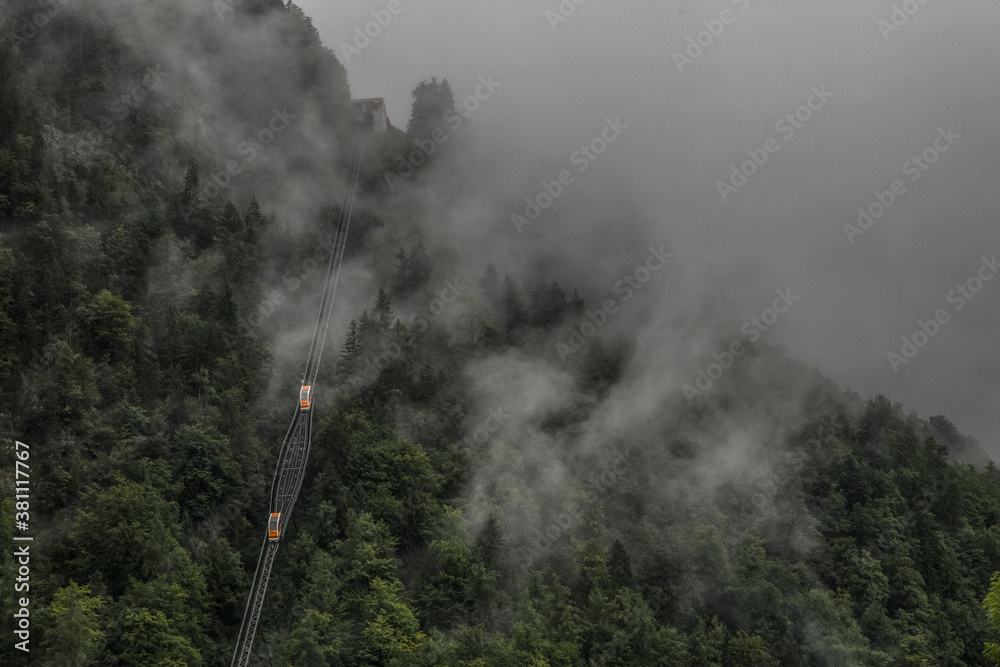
top-left (2, 1), bottom-right (1000, 665)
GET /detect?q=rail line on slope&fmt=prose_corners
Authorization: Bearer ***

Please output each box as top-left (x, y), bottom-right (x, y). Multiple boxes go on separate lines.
top-left (231, 115), bottom-right (373, 667)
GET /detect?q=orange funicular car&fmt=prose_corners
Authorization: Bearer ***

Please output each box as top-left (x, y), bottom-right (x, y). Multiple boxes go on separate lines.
top-left (299, 385), bottom-right (313, 410)
top-left (268, 512), bottom-right (282, 541)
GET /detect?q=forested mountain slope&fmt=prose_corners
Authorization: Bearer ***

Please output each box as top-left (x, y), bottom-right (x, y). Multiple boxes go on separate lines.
top-left (2, 2), bottom-right (1000, 665)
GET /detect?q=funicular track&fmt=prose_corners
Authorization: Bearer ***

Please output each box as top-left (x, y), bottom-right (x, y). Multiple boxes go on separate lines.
top-left (231, 116), bottom-right (373, 667)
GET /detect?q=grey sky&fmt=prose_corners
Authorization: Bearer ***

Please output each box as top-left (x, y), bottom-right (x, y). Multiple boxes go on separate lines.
top-left (296, 0), bottom-right (1000, 457)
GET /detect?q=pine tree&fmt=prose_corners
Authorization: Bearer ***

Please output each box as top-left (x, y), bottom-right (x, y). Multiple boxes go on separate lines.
top-left (218, 202), bottom-right (243, 242)
top-left (475, 514), bottom-right (505, 573)
top-left (391, 319), bottom-right (411, 351)
top-left (177, 159), bottom-right (201, 235)
top-left (244, 197), bottom-right (264, 244)
top-left (608, 540), bottom-right (633, 591)
top-left (407, 77), bottom-right (455, 140)
top-left (374, 287), bottom-right (393, 328)
top-left (526, 279), bottom-right (567, 326)
top-left (358, 310), bottom-right (377, 343)
top-left (340, 320), bottom-right (359, 359)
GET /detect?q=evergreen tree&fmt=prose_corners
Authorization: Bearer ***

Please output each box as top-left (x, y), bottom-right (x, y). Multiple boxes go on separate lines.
top-left (407, 77), bottom-right (455, 140)
top-left (375, 287), bottom-right (394, 328)
top-left (609, 539), bottom-right (634, 591)
top-left (358, 309), bottom-right (377, 343)
top-left (218, 201), bottom-right (243, 241)
top-left (244, 197), bottom-right (264, 244)
top-left (279, 609), bottom-right (347, 666)
top-left (340, 319), bottom-right (360, 359)
top-left (475, 514), bottom-right (506, 573)
top-left (526, 278), bottom-right (569, 325)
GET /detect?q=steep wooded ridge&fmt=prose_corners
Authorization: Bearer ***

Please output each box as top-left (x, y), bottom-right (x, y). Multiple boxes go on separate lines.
top-left (2, 2), bottom-right (1000, 665)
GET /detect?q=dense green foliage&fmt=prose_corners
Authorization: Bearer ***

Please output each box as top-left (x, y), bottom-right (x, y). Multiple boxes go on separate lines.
top-left (3, 1), bottom-right (1000, 665)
